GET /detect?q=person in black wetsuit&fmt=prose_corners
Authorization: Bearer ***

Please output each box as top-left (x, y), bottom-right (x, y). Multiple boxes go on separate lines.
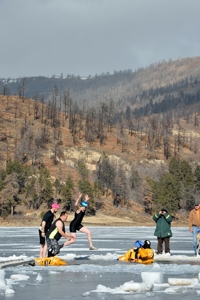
top-left (69, 192), bottom-right (98, 250)
top-left (46, 211), bottom-right (75, 257)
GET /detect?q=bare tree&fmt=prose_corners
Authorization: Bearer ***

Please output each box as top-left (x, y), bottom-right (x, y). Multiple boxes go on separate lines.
top-left (107, 99), bottom-right (115, 133)
top-left (33, 94), bottom-right (40, 120)
top-left (18, 77), bottom-right (26, 102)
top-left (40, 94), bottom-right (45, 123)
top-left (85, 108), bottom-right (97, 144)
top-left (163, 135), bottom-right (171, 160)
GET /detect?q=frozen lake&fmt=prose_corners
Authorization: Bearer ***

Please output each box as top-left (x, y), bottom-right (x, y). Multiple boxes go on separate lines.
top-left (0, 226), bottom-right (200, 299)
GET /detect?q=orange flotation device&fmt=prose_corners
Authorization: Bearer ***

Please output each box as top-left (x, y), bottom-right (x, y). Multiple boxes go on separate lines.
top-left (118, 248), bottom-right (136, 262)
top-left (34, 256), bottom-right (67, 266)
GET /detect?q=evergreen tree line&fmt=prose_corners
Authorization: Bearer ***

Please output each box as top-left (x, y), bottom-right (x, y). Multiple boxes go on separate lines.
top-left (1, 156), bottom-right (200, 218)
top-left (129, 75), bottom-right (200, 107)
top-left (147, 157), bottom-right (200, 214)
top-left (133, 89), bottom-right (200, 118)
top-left (0, 160), bottom-right (95, 218)
top-left (0, 153), bottom-right (142, 218)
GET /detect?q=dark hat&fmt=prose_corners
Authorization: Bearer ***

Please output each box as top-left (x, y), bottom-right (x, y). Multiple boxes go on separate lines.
top-left (143, 240), bottom-right (151, 249)
top-left (161, 208), bottom-right (168, 213)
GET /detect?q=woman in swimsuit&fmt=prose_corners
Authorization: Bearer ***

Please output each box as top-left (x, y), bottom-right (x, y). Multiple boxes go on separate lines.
top-left (69, 192), bottom-right (98, 250)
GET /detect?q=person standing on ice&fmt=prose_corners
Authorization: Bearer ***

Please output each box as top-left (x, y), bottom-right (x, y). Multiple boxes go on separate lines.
top-left (39, 203), bottom-right (60, 258)
top-left (188, 202), bottom-right (200, 256)
top-left (153, 208), bottom-right (172, 255)
top-left (69, 192), bottom-right (98, 250)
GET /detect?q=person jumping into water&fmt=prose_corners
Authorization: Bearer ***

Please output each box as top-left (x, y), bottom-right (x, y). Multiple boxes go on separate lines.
top-left (69, 192), bottom-right (98, 250)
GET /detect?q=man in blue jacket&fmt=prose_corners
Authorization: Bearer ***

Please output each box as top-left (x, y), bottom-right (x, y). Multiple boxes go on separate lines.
top-left (153, 208), bottom-right (172, 255)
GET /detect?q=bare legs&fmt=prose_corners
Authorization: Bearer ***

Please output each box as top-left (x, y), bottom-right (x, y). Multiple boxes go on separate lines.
top-left (63, 236), bottom-right (75, 247)
top-left (65, 227), bottom-right (97, 249)
top-left (79, 227), bottom-right (94, 248)
top-left (40, 243), bottom-right (47, 258)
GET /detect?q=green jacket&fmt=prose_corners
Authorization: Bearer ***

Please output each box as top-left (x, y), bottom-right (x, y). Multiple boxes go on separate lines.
top-left (153, 212), bottom-right (172, 238)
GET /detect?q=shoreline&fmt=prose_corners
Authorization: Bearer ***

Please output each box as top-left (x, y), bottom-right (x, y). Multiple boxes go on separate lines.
top-left (0, 216), bottom-right (188, 227)
top-left (0, 210), bottom-right (189, 227)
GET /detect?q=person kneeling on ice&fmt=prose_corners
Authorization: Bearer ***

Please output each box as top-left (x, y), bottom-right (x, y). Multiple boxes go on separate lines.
top-left (118, 240), bottom-right (154, 264)
top-left (118, 240), bottom-right (144, 262)
top-left (135, 240), bottom-right (154, 264)
top-left (46, 211), bottom-right (75, 257)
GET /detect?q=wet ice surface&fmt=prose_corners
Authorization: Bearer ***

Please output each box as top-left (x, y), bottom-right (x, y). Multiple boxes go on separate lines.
top-left (0, 226), bottom-right (200, 299)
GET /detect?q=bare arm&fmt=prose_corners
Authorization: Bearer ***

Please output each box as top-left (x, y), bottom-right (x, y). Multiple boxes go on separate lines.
top-left (56, 220), bottom-right (73, 240)
top-left (75, 192), bottom-right (82, 207)
top-left (41, 220), bottom-right (46, 235)
top-left (84, 194), bottom-right (89, 202)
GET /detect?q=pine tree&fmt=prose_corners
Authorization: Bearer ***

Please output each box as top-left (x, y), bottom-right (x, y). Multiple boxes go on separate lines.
top-left (169, 157), bottom-right (179, 177)
top-left (54, 178), bottom-right (63, 198)
top-left (179, 160), bottom-right (195, 209)
top-left (35, 167), bottom-right (53, 208)
top-left (96, 153), bottom-right (116, 196)
top-left (77, 160), bottom-right (89, 179)
top-left (61, 176), bottom-right (74, 210)
top-left (194, 165), bottom-right (200, 192)
top-left (151, 173), bottom-right (181, 213)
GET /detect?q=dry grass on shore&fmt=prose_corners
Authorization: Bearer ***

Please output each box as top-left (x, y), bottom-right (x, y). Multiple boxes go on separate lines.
top-left (0, 211), bottom-right (188, 227)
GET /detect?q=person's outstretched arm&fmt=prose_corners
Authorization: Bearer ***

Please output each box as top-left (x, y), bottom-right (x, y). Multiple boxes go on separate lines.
top-left (75, 192), bottom-right (82, 207)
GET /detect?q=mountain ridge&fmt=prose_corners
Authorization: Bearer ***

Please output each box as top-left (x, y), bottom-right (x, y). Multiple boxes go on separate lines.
top-left (1, 56), bottom-right (200, 114)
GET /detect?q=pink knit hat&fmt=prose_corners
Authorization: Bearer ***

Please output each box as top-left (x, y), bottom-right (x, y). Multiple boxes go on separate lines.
top-left (52, 203), bottom-right (60, 209)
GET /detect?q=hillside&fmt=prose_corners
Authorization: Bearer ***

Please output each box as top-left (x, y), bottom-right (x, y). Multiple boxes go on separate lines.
top-left (1, 56), bottom-right (200, 115)
top-left (1, 57), bottom-right (200, 225)
top-left (0, 90), bottom-right (199, 226)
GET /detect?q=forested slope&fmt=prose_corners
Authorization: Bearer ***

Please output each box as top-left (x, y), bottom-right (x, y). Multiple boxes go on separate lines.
top-left (1, 56), bottom-right (200, 222)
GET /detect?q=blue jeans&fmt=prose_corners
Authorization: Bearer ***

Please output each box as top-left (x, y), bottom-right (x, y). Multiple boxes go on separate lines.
top-left (192, 226), bottom-right (200, 254)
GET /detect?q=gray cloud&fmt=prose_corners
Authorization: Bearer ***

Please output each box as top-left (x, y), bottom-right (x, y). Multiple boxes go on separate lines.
top-left (0, 0), bottom-right (200, 78)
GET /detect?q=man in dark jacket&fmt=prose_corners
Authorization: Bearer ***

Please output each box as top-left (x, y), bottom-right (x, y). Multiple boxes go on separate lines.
top-left (153, 208), bottom-right (172, 255)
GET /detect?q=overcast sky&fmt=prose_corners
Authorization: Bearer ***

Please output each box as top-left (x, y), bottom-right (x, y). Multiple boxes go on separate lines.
top-left (0, 0), bottom-right (200, 79)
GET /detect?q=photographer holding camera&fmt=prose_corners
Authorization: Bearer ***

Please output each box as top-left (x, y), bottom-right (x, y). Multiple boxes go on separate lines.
top-left (153, 208), bottom-right (172, 255)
